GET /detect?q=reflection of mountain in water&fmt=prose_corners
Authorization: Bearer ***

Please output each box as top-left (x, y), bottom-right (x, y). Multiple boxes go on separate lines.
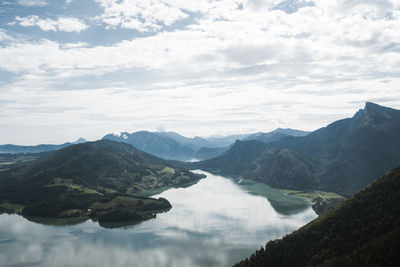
top-left (0, 171), bottom-right (316, 267)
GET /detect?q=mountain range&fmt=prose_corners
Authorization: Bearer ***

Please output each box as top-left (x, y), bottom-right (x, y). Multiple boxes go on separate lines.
top-left (0, 138), bottom-right (87, 154)
top-left (196, 102), bottom-right (400, 196)
top-left (2, 101), bottom-right (398, 198)
top-left (243, 128), bottom-right (309, 143)
top-left (102, 129), bottom-right (308, 161)
top-left (0, 129), bottom-right (309, 162)
top-left (102, 131), bottom-right (197, 161)
top-left (234, 166), bottom-right (400, 266)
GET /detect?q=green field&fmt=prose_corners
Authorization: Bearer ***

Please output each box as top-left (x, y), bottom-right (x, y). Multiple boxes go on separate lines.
top-left (281, 190), bottom-right (345, 200)
top-left (90, 196), bottom-right (147, 211)
top-left (159, 167), bottom-right (175, 174)
top-left (46, 183), bottom-right (103, 195)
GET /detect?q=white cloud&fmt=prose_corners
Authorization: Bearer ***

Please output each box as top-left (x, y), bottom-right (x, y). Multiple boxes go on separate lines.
top-left (0, 29), bottom-right (15, 42)
top-left (1, 0), bottom-right (400, 143)
top-left (16, 0), bottom-right (48, 6)
top-left (61, 42), bottom-right (89, 49)
top-left (14, 16), bottom-right (89, 33)
top-left (57, 17), bottom-right (89, 33)
top-left (16, 16), bottom-right (57, 31)
top-left (94, 0), bottom-right (190, 31)
top-left (4, 1), bottom-right (400, 79)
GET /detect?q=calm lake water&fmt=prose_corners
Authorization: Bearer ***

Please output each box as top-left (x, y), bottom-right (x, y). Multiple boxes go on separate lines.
top-left (0, 171), bottom-right (317, 267)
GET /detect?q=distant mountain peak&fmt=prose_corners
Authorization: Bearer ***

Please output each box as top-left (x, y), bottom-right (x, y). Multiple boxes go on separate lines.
top-left (364, 102), bottom-right (387, 113)
top-left (354, 102), bottom-right (400, 121)
top-left (73, 138), bottom-right (87, 144)
top-left (365, 101), bottom-right (380, 108)
top-left (113, 132), bottom-right (129, 140)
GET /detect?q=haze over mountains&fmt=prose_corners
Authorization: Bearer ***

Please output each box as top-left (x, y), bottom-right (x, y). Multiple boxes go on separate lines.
top-left (196, 102), bottom-right (400, 196)
top-left (0, 129), bottom-right (307, 161)
top-left (243, 128), bottom-right (309, 143)
top-left (101, 129), bottom-right (309, 161)
top-left (0, 138), bottom-right (87, 154)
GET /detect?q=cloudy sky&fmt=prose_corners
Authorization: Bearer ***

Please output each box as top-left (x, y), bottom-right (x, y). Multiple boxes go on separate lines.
top-left (1, 0), bottom-right (400, 145)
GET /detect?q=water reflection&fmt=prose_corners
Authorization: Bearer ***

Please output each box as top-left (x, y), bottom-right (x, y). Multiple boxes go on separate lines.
top-left (0, 171), bottom-right (317, 267)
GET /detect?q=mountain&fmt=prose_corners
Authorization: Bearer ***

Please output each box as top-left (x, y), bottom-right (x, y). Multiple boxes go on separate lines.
top-left (154, 131), bottom-right (214, 150)
top-left (243, 128), bottom-right (309, 144)
top-left (102, 131), bottom-right (236, 161)
top-left (243, 131), bottom-right (288, 144)
top-left (203, 133), bottom-right (252, 147)
top-left (234, 166), bottom-right (400, 267)
top-left (102, 131), bottom-right (196, 161)
top-left (194, 146), bottom-right (229, 161)
top-left (0, 138), bottom-right (87, 154)
top-left (195, 140), bottom-right (268, 175)
top-left (195, 140), bottom-right (321, 190)
top-left (0, 140), bottom-right (204, 223)
top-left (73, 137), bottom-right (87, 144)
top-left (102, 129), bottom-right (308, 161)
top-left (197, 103), bottom-right (400, 196)
top-left (273, 128), bottom-right (310, 137)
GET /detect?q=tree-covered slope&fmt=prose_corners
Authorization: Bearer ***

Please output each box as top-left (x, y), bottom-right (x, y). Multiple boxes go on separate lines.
top-left (0, 140), bottom-right (204, 223)
top-left (268, 102), bottom-right (400, 195)
top-left (195, 140), bottom-right (268, 176)
top-left (195, 140), bottom-right (321, 190)
top-left (235, 166), bottom-right (400, 267)
top-left (243, 128), bottom-right (309, 144)
top-left (197, 102), bottom-right (400, 196)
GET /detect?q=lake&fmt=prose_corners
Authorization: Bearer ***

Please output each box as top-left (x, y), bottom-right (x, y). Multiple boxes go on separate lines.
top-left (0, 171), bottom-right (317, 267)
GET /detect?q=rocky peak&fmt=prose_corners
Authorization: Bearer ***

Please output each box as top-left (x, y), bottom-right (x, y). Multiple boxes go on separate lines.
top-left (353, 102), bottom-right (400, 122)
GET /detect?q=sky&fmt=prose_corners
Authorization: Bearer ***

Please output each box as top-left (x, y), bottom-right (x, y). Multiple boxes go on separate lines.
top-left (0, 0), bottom-right (400, 145)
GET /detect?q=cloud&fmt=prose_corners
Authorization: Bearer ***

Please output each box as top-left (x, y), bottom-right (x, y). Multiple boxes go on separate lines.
top-left (15, 16), bottom-right (57, 31)
top-left (0, 29), bottom-right (15, 42)
top-left (14, 16), bottom-right (89, 33)
top-left (57, 17), bottom-right (89, 33)
top-left (61, 42), bottom-right (89, 49)
top-left (93, 0), bottom-right (190, 31)
top-left (1, 0), bottom-right (400, 143)
top-left (16, 0), bottom-right (48, 6)
top-left (3, 1), bottom-right (400, 83)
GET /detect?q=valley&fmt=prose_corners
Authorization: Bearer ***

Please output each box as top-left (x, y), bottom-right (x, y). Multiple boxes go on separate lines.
top-left (2, 1), bottom-right (399, 266)
top-left (0, 102), bottom-right (399, 266)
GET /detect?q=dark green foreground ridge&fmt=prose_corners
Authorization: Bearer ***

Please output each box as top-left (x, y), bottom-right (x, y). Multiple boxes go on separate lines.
top-left (234, 166), bottom-right (400, 267)
top-left (0, 140), bottom-right (204, 225)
